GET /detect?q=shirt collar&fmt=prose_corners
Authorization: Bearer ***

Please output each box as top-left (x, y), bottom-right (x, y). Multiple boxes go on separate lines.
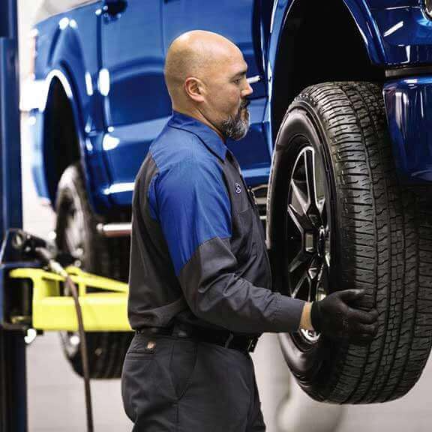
top-left (167, 110), bottom-right (227, 161)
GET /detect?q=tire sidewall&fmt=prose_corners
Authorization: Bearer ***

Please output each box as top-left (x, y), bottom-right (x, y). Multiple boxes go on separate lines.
top-left (268, 100), bottom-right (345, 395)
top-left (55, 164), bottom-right (104, 274)
top-left (55, 163), bottom-right (101, 360)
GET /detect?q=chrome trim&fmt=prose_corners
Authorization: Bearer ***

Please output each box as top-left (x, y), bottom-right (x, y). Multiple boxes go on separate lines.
top-left (246, 75), bottom-right (262, 85)
top-left (256, 197), bottom-right (267, 206)
top-left (97, 223), bottom-right (131, 237)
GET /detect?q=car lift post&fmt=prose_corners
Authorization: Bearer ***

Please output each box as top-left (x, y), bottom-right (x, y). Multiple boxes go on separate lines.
top-left (0, 1), bottom-right (27, 431)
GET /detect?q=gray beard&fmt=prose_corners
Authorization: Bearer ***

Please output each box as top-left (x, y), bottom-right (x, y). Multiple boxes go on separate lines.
top-left (219, 106), bottom-right (250, 141)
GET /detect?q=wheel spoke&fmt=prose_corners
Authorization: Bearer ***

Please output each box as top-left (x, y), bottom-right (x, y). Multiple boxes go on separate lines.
top-left (314, 150), bottom-right (327, 215)
top-left (304, 149), bottom-right (316, 211)
top-left (287, 204), bottom-right (306, 234)
top-left (317, 262), bottom-right (329, 301)
top-left (290, 179), bottom-right (308, 216)
top-left (304, 148), bottom-right (327, 221)
top-left (291, 272), bottom-right (308, 298)
top-left (288, 249), bottom-right (310, 273)
top-left (308, 256), bottom-right (320, 280)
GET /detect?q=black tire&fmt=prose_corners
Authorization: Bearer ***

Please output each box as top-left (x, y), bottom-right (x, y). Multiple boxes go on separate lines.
top-left (55, 163), bottom-right (133, 379)
top-left (267, 82), bottom-right (432, 403)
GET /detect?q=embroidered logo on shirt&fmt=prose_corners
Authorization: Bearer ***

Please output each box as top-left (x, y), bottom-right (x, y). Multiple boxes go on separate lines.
top-left (235, 183), bottom-right (242, 194)
top-left (146, 341), bottom-right (156, 352)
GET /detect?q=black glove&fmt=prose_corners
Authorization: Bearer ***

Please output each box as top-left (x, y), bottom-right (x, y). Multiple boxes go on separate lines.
top-left (310, 289), bottom-right (379, 344)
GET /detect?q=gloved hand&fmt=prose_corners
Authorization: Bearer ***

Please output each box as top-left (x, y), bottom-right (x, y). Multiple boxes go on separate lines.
top-left (311, 289), bottom-right (379, 344)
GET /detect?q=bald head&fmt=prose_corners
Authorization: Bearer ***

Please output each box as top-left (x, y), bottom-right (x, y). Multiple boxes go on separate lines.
top-left (163, 30), bottom-right (253, 141)
top-left (164, 30), bottom-right (240, 101)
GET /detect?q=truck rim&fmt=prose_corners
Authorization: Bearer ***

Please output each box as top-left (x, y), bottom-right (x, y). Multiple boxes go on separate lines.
top-left (285, 144), bottom-right (331, 345)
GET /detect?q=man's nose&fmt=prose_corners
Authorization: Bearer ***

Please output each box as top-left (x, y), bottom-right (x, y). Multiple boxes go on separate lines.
top-left (242, 81), bottom-right (253, 97)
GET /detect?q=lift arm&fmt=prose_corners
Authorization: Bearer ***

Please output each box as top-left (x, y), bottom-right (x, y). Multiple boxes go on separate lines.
top-left (8, 266), bottom-right (131, 332)
top-left (1, 229), bottom-right (132, 334)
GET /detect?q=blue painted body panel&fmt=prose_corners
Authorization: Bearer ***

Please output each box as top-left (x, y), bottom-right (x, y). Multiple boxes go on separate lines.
top-left (29, 0), bottom-right (432, 215)
top-left (369, 6), bottom-right (432, 65)
top-left (383, 75), bottom-right (432, 181)
top-left (32, 1), bottom-right (111, 211)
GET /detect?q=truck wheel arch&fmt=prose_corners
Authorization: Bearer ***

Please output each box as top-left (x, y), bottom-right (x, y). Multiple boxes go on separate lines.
top-left (38, 21), bottom-right (97, 207)
top-left (42, 69), bottom-right (84, 209)
top-left (268, 0), bottom-right (386, 143)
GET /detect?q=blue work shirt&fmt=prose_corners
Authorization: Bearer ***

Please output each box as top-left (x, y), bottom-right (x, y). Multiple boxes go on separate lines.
top-left (127, 110), bottom-right (305, 334)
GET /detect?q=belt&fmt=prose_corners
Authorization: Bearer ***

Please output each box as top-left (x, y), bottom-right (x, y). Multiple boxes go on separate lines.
top-left (135, 324), bottom-right (259, 353)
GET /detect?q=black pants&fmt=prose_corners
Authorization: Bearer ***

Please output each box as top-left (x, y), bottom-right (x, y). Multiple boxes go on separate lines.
top-left (121, 333), bottom-right (266, 431)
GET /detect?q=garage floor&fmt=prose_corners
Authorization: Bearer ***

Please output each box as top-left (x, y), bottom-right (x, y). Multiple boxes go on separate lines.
top-left (21, 116), bottom-right (432, 432)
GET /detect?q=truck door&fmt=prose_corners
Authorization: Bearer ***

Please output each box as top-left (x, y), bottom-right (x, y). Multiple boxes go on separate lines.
top-left (162, 0), bottom-right (271, 188)
top-left (100, 0), bottom-right (170, 206)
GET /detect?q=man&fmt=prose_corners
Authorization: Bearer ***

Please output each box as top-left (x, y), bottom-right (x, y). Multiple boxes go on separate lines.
top-left (121, 30), bottom-right (378, 431)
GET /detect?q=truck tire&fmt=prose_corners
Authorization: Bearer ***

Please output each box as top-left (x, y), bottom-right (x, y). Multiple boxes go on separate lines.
top-left (267, 82), bottom-right (432, 403)
top-left (55, 163), bottom-right (133, 379)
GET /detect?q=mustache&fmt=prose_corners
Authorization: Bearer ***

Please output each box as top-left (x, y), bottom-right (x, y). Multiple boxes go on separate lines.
top-left (240, 99), bottom-right (250, 109)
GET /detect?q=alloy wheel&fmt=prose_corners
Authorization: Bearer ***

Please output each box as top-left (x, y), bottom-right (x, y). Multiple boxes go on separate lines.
top-left (285, 145), bottom-right (331, 344)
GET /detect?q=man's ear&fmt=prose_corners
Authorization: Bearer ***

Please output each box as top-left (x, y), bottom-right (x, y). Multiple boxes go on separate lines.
top-left (184, 77), bottom-right (205, 103)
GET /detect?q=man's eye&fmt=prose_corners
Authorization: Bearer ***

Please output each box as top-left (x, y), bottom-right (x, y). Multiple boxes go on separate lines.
top-left (234, 79), bottom-right (241, 84)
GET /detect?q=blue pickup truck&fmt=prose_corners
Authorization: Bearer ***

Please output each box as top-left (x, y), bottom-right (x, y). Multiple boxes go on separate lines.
top-left (28, 0), bottom-right (432, 404)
